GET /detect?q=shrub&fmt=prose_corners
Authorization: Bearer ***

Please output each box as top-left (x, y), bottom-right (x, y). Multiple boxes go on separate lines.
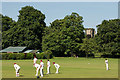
top-left (2, 53), bottom-right (25, 60)
top-left (88, 53), bottom-right (94, 58)
top-left (44, 50), bottom-right (53, 59)
top-left (1, 52), bottom-right (53, 60)
top-left (36, 50), bottom-right (53, 59)
top-left (25, 53), bottom-right (34, 59)
top-left (8, 53), bottom-right (14, 60)
top-left (36, 52), bottom-right (46, 59)
top-left (16, 53), bottom-right (25, 60)
top-left (0, 54), bottom-right (2, 60)
top-left (2, 53), bottom-right (9, 60)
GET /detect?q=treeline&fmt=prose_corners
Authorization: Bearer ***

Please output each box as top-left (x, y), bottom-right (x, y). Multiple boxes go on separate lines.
top-left (1, 6), bottom-right (120, 58)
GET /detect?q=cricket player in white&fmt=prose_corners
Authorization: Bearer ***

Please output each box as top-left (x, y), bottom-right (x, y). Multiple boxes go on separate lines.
top-left (14, 63), bottom-right (20, 77)
top-left (34, 63), bottom-right (40, 76)
top-left (105, 59), bottom-right (109, 70)
top-left (53, 62), bottom-right (60, 73)
top-left (47, 60), bottom-right (50, 74)
top-left (33, 56), bottom-right (37, 64)
top-left (40, 60), bottom-right (44, 77)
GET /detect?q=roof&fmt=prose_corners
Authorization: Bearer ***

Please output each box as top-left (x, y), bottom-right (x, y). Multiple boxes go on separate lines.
top-left (0, 46), bottom-right (26, 53)
top-left (23, 50), bottom-right (39, 53)
top-left (23, 50), bottom-right (33, 53)
top-left (30, 50), bottom-right (39, 53)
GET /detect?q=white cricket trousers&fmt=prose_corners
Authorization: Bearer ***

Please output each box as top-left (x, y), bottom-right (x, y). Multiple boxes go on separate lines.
top-left (106, 63), bottom-right (109, 70)
top-left (40, 68), bottom-right (43, 77)
top-left (47, 66), bottom-right (50, 74)
top-left (16, 68), bottom-right (20, 77)
top-left (56, 68), bottom-right (59, 73)
top-left (36, 68), bottom-right (40, 76)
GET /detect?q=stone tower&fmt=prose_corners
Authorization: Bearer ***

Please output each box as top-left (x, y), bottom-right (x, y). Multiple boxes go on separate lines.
top-left (85, 28), bottom-right (95, 38)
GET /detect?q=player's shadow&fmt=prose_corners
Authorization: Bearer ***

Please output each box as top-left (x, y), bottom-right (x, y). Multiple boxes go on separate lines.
top-left (49, 72), bottom-right (62, 74)
top-left (43, 73), bottom-right (55, 75)
top-left (48, 73), bottom-right (55, 74)
top-left (19, 75), bottom-right (24, 77)
top-left (108, 69), bottom-right (111, 70)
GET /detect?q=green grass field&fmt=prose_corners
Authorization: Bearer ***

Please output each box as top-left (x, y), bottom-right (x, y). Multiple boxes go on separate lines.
top-left (2, 57), bottom-right (118, 78)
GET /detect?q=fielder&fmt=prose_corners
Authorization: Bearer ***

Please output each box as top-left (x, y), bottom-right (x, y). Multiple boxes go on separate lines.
top-left (53, 62), bottom-right (60, 73)
top-left (33, 56), bottom-right (38, 64)
top-left (105, 59), bottom-right (109, 70)
top-left (47, 60), bottom-right (50, 74)
top-left (34, 63), bottom-right (40, 76)
top-left (14, 63), bottom-right (21, 77)
top-left (40, 60), bottom-right (44, 77)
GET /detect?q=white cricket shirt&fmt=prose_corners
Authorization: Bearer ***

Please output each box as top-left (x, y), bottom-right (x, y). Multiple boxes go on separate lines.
top-left (40, 62), bottom-right (44, 69)
top-left (54, 64), bottom-right (60, 68)
top-left (34, 63), bottom-right (40, 69)
top-left (47, 61), bottom-right (50, 67)
top-left (105, 60), bottom-right (108, 64)
top-left (33, 58), bottom-right (37, 63)
top-left (14, 64), bottom-right (20, 70)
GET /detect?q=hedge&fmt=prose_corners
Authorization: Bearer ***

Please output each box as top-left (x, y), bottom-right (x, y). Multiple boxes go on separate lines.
top-left (1, 52), bottom-right (53, 60)
top-left (1, 53), bottom-right (25, 60)
top-left (36, 51), bottom-right (53, 59)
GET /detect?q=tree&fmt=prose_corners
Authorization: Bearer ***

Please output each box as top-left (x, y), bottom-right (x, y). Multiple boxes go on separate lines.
top-left (0, 14), bottom-right (2, 50)
top-left (16, 6), bottom-right (46, 49)
top-left (42, 12), bottom-right (84, 57)
top-left (2, 15), bottom-right (17, 49)
top-left (2, 15), bottom-right (16, 31)
top-left (80, 38), bottom-right (99, 58)
top-left (2, 6), bottom-right (46, 49)
top-left (96, 19), bottom-right (120, 56)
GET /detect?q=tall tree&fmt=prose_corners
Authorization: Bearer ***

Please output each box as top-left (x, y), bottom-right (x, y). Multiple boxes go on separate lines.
top-left (80, 38), bottom-right (99, 58)
top-left (16, 6), bottom-right (46, 49)
top-left (2, 15), bottom-right (17, 49)
top-left (42, 12), bottom-right (84, 57)
top-left (2, 6), bottom-right (46, 49)
top-left (2, 15), bottom-right (16, 31)
top-left (96, 19), bottom-right (120, 56)
top-left (0, 14), bottom-right (2, 50)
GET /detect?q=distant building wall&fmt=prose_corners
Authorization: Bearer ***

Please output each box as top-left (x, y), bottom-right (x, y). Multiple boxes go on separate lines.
top-left (85, 28), bottom-right (96, 38)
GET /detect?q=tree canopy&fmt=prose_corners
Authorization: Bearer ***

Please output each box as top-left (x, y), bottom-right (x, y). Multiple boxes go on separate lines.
top-left (96, 19), bottom-right (120, 56)
top-left (2, 6), bottom-right (46, 49)
top-left (0, 14), bottom-right (2, 50)
top-left (42, 12), bottom-right (84, 57)
top-left (2, 15), bottom-right (16, 31)
top-left (2, 14), bottom-right (17, 49)
top-left (1, 6), bottom-right (120, 58)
